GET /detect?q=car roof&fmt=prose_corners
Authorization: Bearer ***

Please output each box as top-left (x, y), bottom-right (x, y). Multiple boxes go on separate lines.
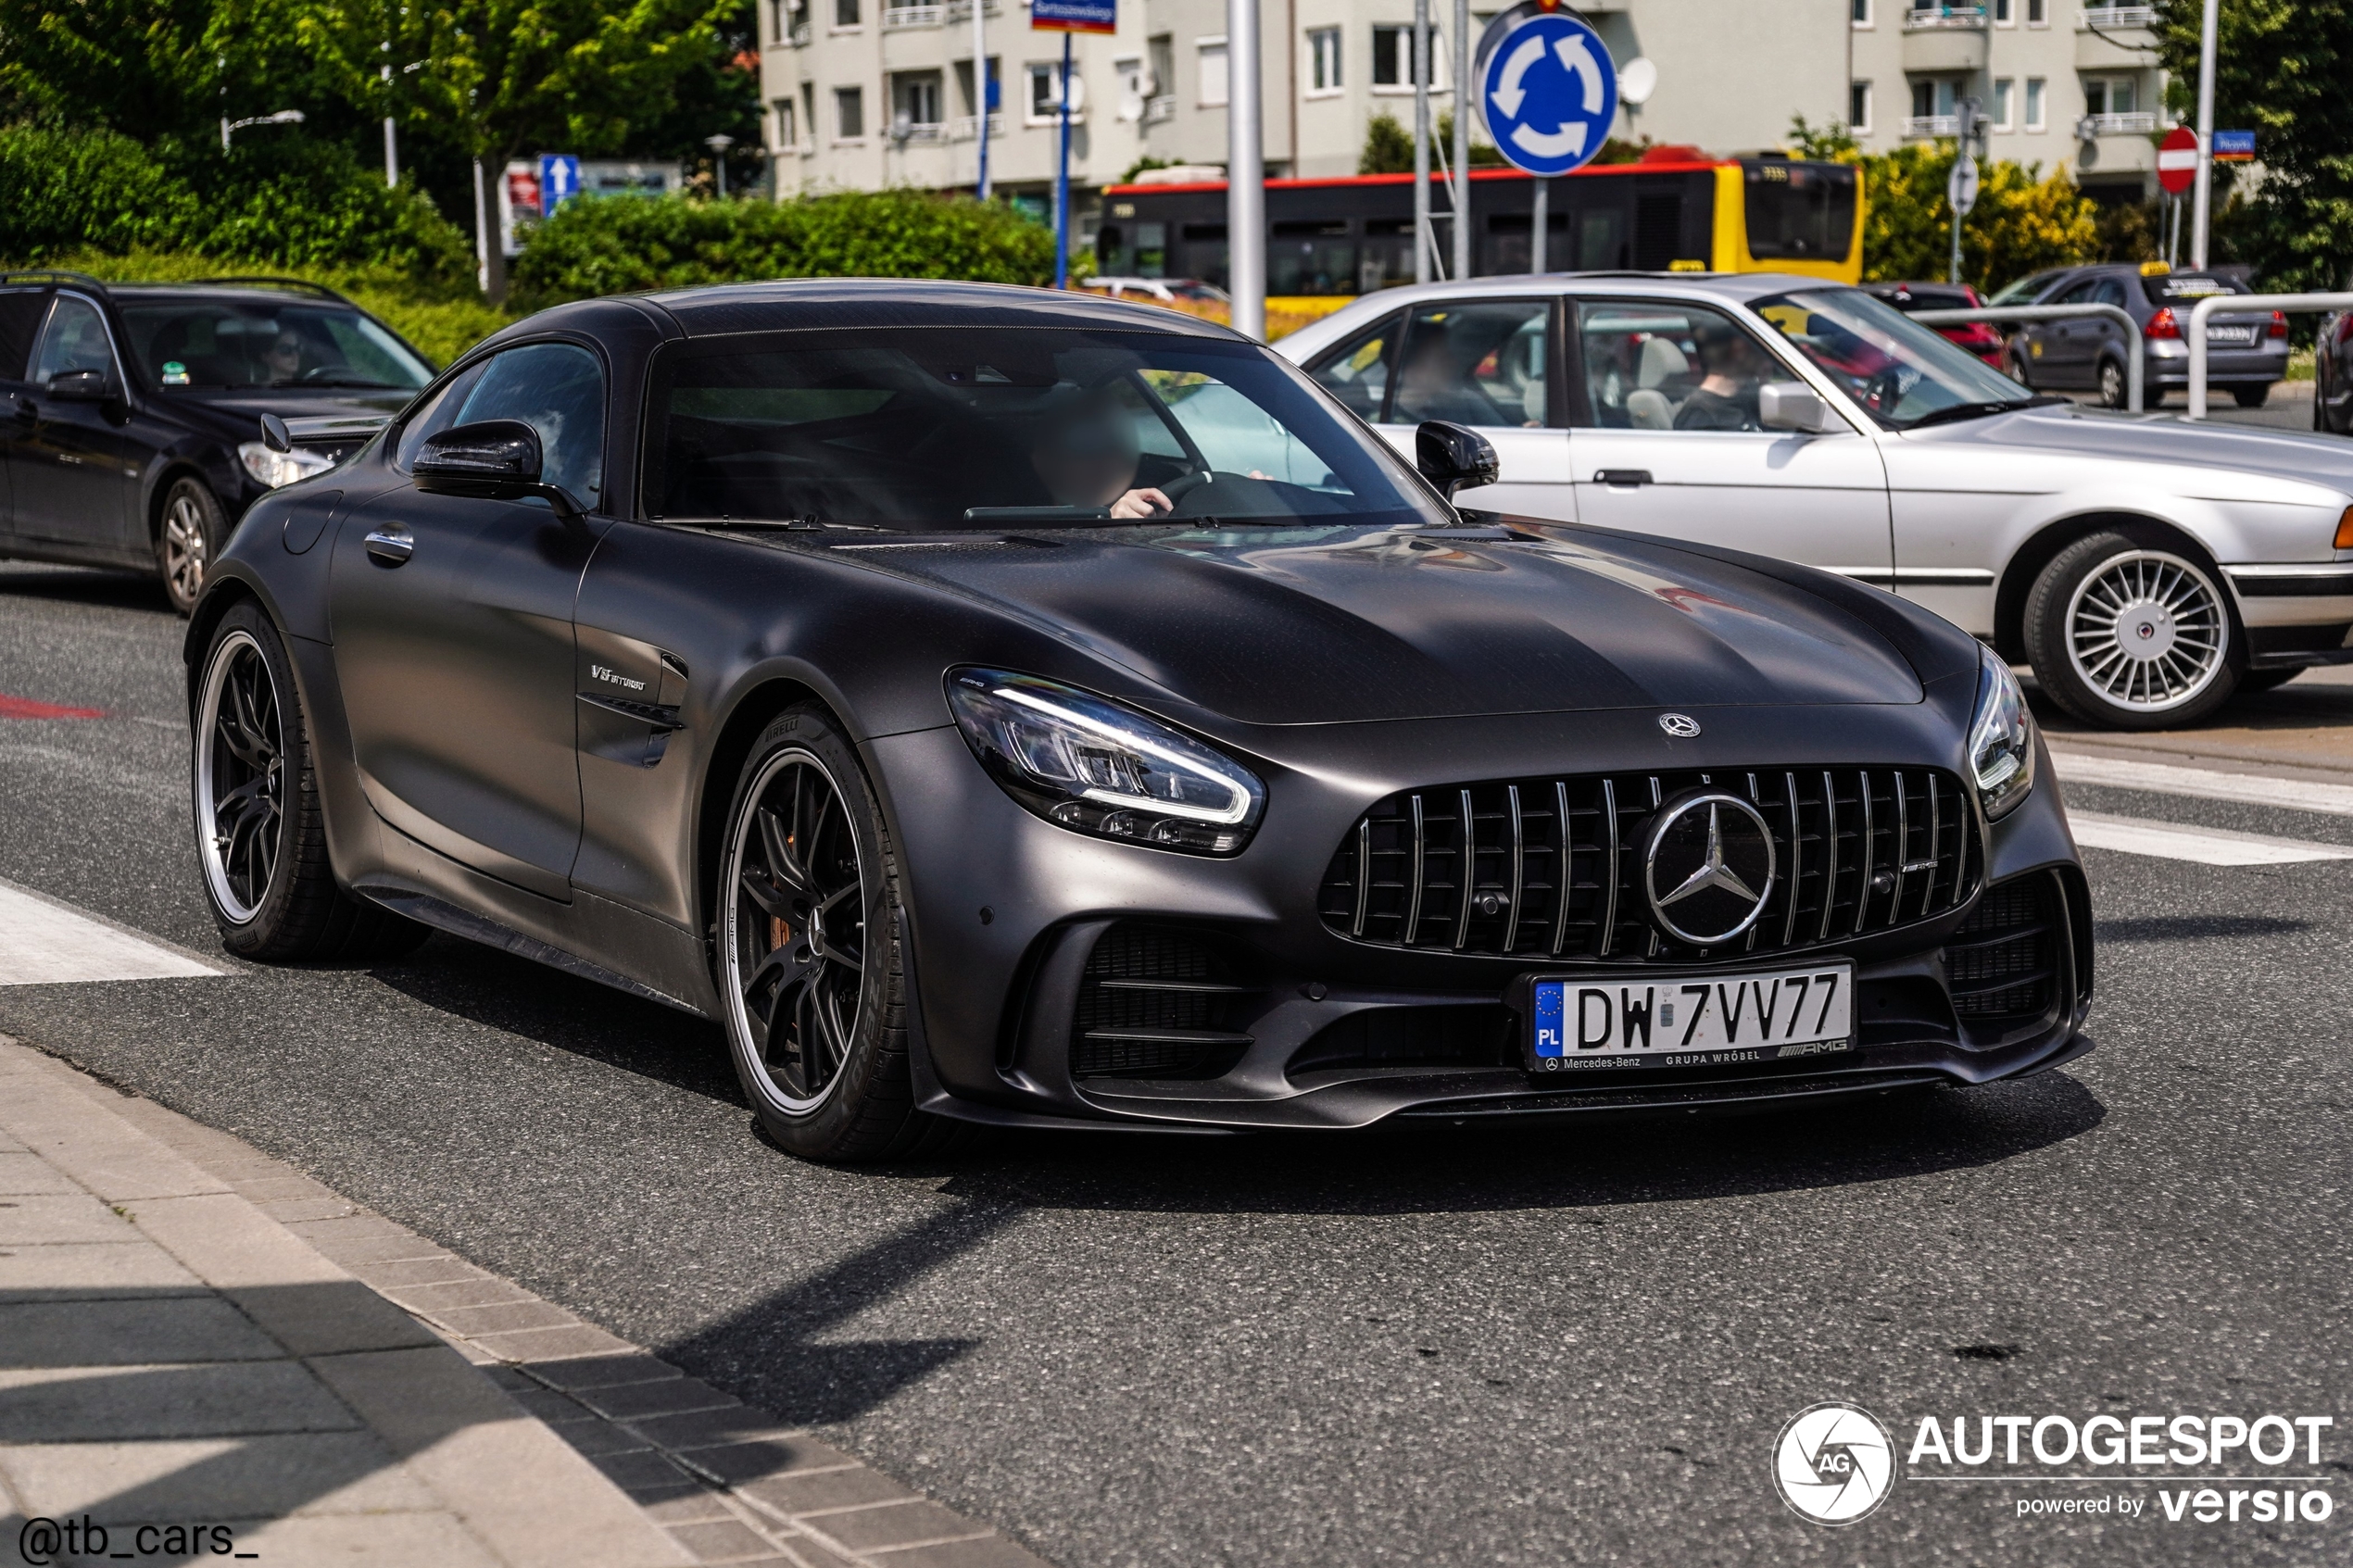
top-left (102, 283), bottom-right (359, 308)
top-left (625, 277), bottom-right (1245, 340)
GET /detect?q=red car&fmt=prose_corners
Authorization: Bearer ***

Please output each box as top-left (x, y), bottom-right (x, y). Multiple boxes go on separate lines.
top-left (1864, 282), bottom-right (2007, 369)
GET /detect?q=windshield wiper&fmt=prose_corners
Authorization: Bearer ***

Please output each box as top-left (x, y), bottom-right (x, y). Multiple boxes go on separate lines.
top-left (658, 516), bottom-right (880, 533)
top-left (963, 505), bottom-right (1113, 524)
top-left (1902, 394), bottom-right (2068, 430)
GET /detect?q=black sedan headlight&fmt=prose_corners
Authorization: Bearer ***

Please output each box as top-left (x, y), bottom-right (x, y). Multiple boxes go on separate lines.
top-left (1969, 645), bottom-right (2036, 821)
top-left (947, 669), bottom-right (1266, 855)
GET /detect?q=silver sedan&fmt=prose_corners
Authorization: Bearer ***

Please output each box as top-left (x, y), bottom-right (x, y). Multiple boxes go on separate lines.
top-left (1278, 272), bottom-right (2353, 730)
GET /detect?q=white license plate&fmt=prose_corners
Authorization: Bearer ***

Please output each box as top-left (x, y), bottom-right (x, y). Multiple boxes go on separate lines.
top-left (1527, 963), bottom-right (1853, 1073)
top-left (2206, 325), bottom-right (2256, 345)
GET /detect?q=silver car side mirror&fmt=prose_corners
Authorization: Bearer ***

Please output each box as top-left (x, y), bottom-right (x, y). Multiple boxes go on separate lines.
top-left (1759, 381), bottom-right (1831, 433)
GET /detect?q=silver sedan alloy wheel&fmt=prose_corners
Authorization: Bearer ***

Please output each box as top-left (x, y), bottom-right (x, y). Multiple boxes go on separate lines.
top-left (161, 491), bottom-right (210, 605)
top-left (2064, 548), bottom-right (2229, 713)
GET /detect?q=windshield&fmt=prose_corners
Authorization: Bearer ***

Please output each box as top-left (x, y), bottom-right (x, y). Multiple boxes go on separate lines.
top-left (119, 300), bottom-right (433, 391)
top-left (1752, 288), bottom-right (2032, 429)
top-left (642, 327), bottom-right (1452, 531)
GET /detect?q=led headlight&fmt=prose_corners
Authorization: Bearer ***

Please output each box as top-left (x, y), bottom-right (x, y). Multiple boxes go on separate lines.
top-left (238, 442), bottom-right (334, 489)
top-left (1968, 644), bottom-right (2036, 821)
top-left (947, 668), bottom-right (1266, 855)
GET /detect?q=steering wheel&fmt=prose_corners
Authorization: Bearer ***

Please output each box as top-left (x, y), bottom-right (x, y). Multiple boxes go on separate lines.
top-left (297, 364), bottom-right (356, 384)
top-left (1157, 470), bottom-right (1214, 508)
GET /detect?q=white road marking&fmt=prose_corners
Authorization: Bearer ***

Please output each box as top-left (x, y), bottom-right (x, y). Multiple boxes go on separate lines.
top-left (2049, 749), bottom-right (2353, 818)
top-left (2066, 810), bottom-right (2353, 866)
top-left (0, 879), bottom-right (223, 985)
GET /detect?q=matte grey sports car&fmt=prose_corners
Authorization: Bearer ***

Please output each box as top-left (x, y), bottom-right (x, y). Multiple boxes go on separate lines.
top-left (186, 281), bottom-right (2091, 1160)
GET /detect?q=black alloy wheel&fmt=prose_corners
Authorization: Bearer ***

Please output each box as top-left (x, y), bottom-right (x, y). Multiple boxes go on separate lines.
top-left (157, 477), bottom-right (226, 617)
top-left (193, 602), bottom-right (428, 960)
top-left (717, 706), bottom-right (960, 1160)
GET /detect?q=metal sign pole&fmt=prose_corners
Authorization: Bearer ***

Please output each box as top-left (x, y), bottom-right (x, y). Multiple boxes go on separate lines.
top-left (1452, 0), bottom-right (1470, 282)
top-left (1055, 31), bottom-right (1072, 289)
top-left (1413, 0), bottom-right (1431, 283)
top-left (974, 0), bottom-right (990, 199)
top-left (1227, 0), bottom-right (1265, 336)
top-left (2192, 0), bottom-right (2218, 270)
top-left (1530, 177), bottom-right (1547, 273)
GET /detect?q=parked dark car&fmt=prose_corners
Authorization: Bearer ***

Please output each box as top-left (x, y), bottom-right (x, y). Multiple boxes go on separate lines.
top-left (2313, 306), bottom-right (2353, 434)
top-left (185, 279), bottom-right (2091, 1162)
top-left (0, 271), bottom-right (434, 612)
top-left (2005, 263), bottom-right (2286, 409)
top-left (1863, 282), bottom-right (2006, 368)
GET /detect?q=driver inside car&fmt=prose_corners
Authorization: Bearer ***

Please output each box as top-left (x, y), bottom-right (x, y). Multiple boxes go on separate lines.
top-left (1673, 318), bottom-right (1769, 432)
top-left (1029, 397), bottom-right (1175, 518)
top-left (260, 329), bottom-right (307, 386)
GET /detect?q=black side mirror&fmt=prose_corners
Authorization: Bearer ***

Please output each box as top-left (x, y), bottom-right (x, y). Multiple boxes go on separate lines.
top-left (1416, 420), bottom-right (1499, 501)
top-left (258, 412), bottom-right (293, 453)
top-left (49, 368), bottom-right (111, 403)
top-left (414, 419), bottom-right (585, 518)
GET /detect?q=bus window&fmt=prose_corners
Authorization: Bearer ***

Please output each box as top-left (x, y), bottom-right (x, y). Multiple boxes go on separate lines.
top-left (1740, 160), bottom-right (1856, 263)
top-left (1361, 220), bottom-right (1416, 293)
top-left (1302, 310), bottom-right (1404, 420)
top-left (1270, 221), bottom-right (1358, 296)
top-left (1393, 302), bottom-right (1550, 429)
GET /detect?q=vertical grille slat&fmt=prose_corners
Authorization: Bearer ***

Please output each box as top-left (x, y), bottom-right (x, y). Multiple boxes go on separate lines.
top-left (1320, 764), bottom-right (1980, 963)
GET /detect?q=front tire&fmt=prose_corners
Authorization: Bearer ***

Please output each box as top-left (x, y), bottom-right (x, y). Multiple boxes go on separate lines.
top-left (2023, 531), bottom-right (2237, 730)
top-left (194, 602), bottom-right (427, 960)
top-left (157, 478), bottom-right (226, 617)
top-left (2008, 351), bottom-right (2035, 391)
top-left (2097, 358), bottom-right (2128, 409)
top-left (715, 706), bottom-right (958, 1161)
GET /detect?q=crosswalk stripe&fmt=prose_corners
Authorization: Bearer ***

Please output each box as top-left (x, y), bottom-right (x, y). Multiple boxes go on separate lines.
top-left (2049, 749), bottom-right (2353, 818)
top-left (2066, 810), bottom-right (2353, 866)
top-left (0, 879), bottom-right (224, 985)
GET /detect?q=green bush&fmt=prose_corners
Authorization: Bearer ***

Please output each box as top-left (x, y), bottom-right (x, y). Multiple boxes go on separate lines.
top-left (0, 122), bottom-right (475, 287)
top-left (510, 189), bottom-right (1066, 309)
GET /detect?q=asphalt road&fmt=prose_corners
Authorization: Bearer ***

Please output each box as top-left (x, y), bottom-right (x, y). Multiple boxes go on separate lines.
top-left (2, 560), bottom-right (2348, 1566)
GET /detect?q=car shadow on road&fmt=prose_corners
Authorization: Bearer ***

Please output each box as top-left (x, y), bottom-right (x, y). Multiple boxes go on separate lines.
top-left (0, 563), bottom-right (171, 615)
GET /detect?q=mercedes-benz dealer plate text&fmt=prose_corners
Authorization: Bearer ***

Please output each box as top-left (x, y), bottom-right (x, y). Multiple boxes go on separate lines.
top-left (1529, 964), bottom-right (1854, 1070)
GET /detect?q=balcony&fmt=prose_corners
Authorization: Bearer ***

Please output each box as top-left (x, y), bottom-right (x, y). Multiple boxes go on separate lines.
top-left (1903, 114), bottom-right (1962, 138)
top-left (2079, 5), bottom-right (2156, 25)
top-left (1144, 94), bottom-right (1176, 124)
top-left (948, 113), bottom-right (1005, 140)
top-left (1902, 4), bottom-right (1986, 27)
top-left (2080, 110), bottom-right (2159, 135)
top-left (892, 121), bottom-right (945, 144)
top-left (943, 0), bottom-right (1001, 17)
top-left (1903, 6), bottom-right (1988, 70)
top-left (881, 3), bottom-right (941, 29)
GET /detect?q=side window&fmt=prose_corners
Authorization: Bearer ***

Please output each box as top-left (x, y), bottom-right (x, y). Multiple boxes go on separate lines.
top-left (31, 295), bottom-right (120, 386)
top-left (453, 343), bottom-right (606, 502)
top-left (2093, 279), bottom-right (2128, 309)
top-left (1303, 310), bottom-right (1403, 421)
top-left (1392, 301), bottom-right (1550, 429)
top-left (0, 290), bottom-right (49, 382)
top-left (2055, 278), bottom-right (2101, 306)
top-left (1577, 300), bottom-right (1780, 433)
top-left (394, 362), bottom-right (489, 470)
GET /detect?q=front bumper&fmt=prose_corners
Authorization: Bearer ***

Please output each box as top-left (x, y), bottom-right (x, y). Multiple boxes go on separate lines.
top-left (869, 709), bottom-right (2092, 1133)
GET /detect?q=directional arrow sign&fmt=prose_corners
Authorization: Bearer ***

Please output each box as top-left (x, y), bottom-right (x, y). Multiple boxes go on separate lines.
top-left (1478, 10), bottom-right (1617, 179)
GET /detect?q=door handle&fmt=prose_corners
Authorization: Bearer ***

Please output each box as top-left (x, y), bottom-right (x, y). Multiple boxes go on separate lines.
top-left (1594, 469), bottom-right (1653, 487)
top-left (362, 528), bottom-right (414, 566)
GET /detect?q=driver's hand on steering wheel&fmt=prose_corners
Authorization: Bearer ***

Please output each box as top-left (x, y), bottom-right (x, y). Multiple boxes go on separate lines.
top-left (1109, 487), bottom-right (1173, 519)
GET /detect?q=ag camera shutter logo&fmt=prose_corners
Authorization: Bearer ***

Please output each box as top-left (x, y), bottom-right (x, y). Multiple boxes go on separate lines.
top-left (1775, 1401), bottom-right (1897, 1525)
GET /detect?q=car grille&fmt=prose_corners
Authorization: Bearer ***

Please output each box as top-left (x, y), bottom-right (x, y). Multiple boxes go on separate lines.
top-left (1944, 872), bottom-right (2059, 1025)
top-left (1317, 767), bottom-right (1980, 962)
top-left (1071, 923), bottom-right (1256, 1079)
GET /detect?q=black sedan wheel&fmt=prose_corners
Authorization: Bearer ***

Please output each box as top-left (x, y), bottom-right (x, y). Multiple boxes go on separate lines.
top-left (157, 478), bottom-right (225, 617)
top-left (194, 603), bottom-right (427, 959)
top-left (718, 706), bottom-right (958, 1161)
top-left (2024, 531), bottom-right (2237, 729)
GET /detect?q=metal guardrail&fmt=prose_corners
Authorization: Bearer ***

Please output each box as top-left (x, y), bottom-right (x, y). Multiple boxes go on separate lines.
top-left (1909, 304), bottom-right (2145, 411)
top-left (2185, 292), bottom-right (2353, 420)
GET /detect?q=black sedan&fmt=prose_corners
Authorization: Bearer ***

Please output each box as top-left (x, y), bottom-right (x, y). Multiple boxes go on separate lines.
top-left (185, 281), bottom-right (2092, 1160)
top-left (0, 271), bottom-right (432, 612)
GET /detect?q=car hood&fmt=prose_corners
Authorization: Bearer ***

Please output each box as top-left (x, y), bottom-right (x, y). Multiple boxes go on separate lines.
top-left (1903, 402), bottom-right (2353, 497)
top-left (160, 386), bottom-right (411, 441)
top-left (854, 521), bottom-right (1930, 724)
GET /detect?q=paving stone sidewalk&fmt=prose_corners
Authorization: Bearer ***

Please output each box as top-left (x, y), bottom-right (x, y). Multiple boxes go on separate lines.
top-left (0, 1035), bottom-right (1049, 1568)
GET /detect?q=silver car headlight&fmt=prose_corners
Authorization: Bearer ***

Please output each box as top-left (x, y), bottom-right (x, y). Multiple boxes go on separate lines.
top-left (947, 668), bottom-right (1266, 855)
top-left (237, 442), bottom-right (334, 489)
top-left (1969, 645), bottom-right (2036, 821)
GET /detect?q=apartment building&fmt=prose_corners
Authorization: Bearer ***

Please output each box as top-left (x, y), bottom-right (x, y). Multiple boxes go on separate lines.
top-left (754, 0), bottom-right (2167, 251)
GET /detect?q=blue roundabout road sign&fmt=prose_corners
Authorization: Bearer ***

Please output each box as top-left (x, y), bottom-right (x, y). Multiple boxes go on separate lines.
top-left (1478, 9), bottom-right (1618, 178)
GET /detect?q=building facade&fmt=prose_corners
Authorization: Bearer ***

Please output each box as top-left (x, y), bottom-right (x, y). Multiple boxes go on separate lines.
top-left (754, 0), bottom-right (2169, 257)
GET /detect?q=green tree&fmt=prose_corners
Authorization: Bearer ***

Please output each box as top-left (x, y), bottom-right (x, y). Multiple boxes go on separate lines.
top-left (285, 0), bottom-right (731, 299)
top-left (1790, 117), bottom-right (2099, 291)
top-left (1358, 110), bottom-right (1503, 175)
top-left (2155, 0), bottom-right (2352, 289)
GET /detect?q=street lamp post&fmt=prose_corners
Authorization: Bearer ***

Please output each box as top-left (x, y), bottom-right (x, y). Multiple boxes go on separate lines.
top-left (220, 109), bottom-right (305, 153)
top-left (708, 133), bottom-right (736, 198)
top-left (1227, 0), bottom-right (1265, 336)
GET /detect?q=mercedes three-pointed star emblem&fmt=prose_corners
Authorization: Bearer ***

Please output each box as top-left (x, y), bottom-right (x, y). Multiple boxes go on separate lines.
top-left (1642, 792), bottom-right (1777, 946)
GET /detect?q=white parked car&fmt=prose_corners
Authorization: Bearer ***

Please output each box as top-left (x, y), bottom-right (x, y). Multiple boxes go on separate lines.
top-left (1277, 273), bottom-right (2353, 730)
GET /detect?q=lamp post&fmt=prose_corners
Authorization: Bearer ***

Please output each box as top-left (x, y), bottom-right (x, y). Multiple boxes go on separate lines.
top-left (708, 133), bottom-right (736, 198)
top-left (220, 108), bottom-right (305, 153)
top-left (1227, 0), bottom-right (1264, 336)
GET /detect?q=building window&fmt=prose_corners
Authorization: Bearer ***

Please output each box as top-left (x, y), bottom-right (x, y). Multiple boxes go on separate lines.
top-left (2082, 76), bottom-right (2134, 116)
top-left (1198, 37), bottom-right (1228, 107)
top-left (1992, 77), bottom-right (2014, 129)
top-left (1028, 61), bottom-right (1066, 119)
top-left (773, 96), bottom-right (798, 149)
top-left (1910, 79), bottom-right (1959, 119)
top-left (2027, 0), bottom-right (2046, 23)
top-left (1994, 0), bottom-right (2012, 23)
top-left (1851, 0), bottom-right (1871, 25)
top-left (835, 0), bottom-right (859, 26)
top-left (2024, 76), bottom-right (2045, 129)
top-left (1849, 81), bottom-right (1872, 132)
top-left (1371, 23), bottom-right (1442, 91)
top-left (893, 71), bottom-right (942, 132)
top-left (1308, 27), bottom-right (1341, 94)
top-left (835, 85), bottom-right (864, 140)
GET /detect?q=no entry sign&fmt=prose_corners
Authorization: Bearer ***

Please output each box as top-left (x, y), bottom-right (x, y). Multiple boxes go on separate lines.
top-left (2157, 125), bottom-right (2197, 195)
